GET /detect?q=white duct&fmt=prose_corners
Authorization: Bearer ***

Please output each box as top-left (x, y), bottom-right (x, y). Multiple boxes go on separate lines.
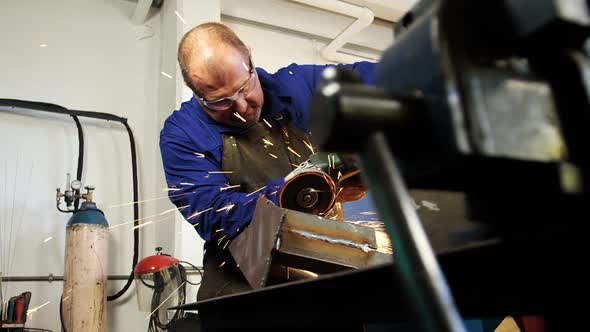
top-left (292, 0), bottom-right (375, 64)
top-left (131, 0), bottom-right (154, 25)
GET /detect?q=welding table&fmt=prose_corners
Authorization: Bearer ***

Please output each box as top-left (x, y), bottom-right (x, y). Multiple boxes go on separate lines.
top-left (173, 236), bottom-right (560, 331)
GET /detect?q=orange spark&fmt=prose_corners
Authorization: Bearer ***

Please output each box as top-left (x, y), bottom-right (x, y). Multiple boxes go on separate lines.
top-left (188, 207), bottom-right (213, 220)
top-left (216, 204), bottom-right (235, 213)
top-left (233, 112), bottom-right (246, 122)
top-left (27, 301), bottom-right (50, 317)
top-left (159, 205), bottom-right (190, 215)
top-left (217, 234), bottom-right (227, 246)
top-left (287, 146), bottom-right (301, 158)
top-left (131, 221), bottom-right (153, 230)
top-left (220, 184), bottom-right (241, 191)
top-left (246, 186), bottom-right (266, 197)
top-left (303, 140), bottom-right (315, 154)
top-left (108, 192), bottom-right (194, 208)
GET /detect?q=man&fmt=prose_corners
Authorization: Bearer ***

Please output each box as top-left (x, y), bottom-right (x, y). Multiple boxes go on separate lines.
top-left (159, 22), bottom-right (376, 300)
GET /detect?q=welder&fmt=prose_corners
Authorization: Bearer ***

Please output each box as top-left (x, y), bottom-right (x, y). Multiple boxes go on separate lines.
top-left (159, 22), bottom-right (376, 300)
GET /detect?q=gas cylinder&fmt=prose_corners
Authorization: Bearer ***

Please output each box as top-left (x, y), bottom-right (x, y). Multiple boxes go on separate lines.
top-left (62, 185), bottom-right (108, 332)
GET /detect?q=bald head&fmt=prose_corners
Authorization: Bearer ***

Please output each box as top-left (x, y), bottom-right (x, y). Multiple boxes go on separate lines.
top-left (178, 22), bottom-right (250, 95)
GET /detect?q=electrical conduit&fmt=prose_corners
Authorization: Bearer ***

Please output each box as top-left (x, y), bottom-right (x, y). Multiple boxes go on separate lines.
top-left (292, 0), bottom-right (375, 64)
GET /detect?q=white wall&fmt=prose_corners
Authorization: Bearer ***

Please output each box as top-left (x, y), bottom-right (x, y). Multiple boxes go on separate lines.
top-left (0, 0), bottom-right (170, 331)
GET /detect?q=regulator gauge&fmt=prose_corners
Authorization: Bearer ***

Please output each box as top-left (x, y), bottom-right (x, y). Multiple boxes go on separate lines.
top-left (71, 180), bottom-right (82, 191)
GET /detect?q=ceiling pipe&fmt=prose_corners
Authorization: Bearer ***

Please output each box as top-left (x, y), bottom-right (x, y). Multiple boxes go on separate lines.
top-left (292, 0), bottom-right (375, 64)
top-left (131, 0), bottom-right (164, 25)
top-left (131, 0), bottom-right (153, 24)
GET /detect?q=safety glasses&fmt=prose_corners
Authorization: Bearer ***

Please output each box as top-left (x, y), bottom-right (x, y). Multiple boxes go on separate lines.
top-left (197, 57), bottom-right (257, 111)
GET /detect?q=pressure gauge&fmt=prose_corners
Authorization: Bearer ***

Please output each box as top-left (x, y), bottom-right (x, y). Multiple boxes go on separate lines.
top-left (71, 180), bottom-right (82, 191)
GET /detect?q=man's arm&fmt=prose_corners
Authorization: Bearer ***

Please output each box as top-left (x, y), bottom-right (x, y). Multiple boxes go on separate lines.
top-left (160, 128), bottom-right (284, 243)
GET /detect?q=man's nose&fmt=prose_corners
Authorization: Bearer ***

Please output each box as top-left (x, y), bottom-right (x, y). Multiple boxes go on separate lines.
top-left (233, 94), bottom-right (248, 113)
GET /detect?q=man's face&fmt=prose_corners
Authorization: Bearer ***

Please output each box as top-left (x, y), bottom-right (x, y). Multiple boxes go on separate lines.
top-left (191, 52), bottom-right (264, 128)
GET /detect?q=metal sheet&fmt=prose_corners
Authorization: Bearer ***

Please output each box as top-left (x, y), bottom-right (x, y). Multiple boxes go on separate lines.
top-left (229, 196), bottom-right (393, 289)
top-left (276, 208), bottom-right (390, 271)
top-left (228, 196), bottom-right (284, 288)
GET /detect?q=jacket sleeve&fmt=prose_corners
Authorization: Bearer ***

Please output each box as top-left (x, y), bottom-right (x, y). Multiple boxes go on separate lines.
top-left (160, 125), bottom-right (284, 243)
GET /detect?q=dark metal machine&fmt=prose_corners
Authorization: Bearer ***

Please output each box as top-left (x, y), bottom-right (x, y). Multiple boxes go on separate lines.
top-left (173, 1), bottom-right (590, 331)
top-left (309, 0), bottom-right (590, 331)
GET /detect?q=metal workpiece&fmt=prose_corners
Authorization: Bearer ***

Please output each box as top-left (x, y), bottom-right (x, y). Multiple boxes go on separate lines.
top-left (277, 203), bottom-right (391, 272)
top-left (229, 196), bottom-right (392, 289)
top-left (229, 197), bottom-right (285, 289)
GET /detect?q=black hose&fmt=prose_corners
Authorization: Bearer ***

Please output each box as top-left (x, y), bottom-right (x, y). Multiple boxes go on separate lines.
top-left (60, 294), bottom-right (67, 332)
top-left (107, 121), bottom-right (139, 301)
top-left (71, 115), bottom-right (84, 210)
top-left (0, 99), bottom-right (127, 122)
top-left (180, 261), bottom-right (203, 286)
top-left (0, 99), bottom-right (140, 301)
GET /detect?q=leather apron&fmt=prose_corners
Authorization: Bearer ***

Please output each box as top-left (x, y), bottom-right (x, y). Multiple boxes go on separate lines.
top-left (197, 113), bottom-right (312, 301)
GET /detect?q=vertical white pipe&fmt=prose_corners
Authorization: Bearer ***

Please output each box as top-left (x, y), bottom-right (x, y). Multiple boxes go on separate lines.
top-left (131, 0), bottom-right (153, 25)
top-left (292, 0), bottom-right (375, 63)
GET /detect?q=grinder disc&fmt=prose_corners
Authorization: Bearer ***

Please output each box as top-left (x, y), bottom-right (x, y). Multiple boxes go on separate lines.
top-left (279, 171), bottom-right (336, 216)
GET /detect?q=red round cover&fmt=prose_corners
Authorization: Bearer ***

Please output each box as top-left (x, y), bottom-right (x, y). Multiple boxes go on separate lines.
top-left (133, 255), bottom-right (180, 276)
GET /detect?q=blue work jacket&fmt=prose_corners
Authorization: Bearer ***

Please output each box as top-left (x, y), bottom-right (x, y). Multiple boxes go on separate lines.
top-left (159, 62), bottom-right (376, 243)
